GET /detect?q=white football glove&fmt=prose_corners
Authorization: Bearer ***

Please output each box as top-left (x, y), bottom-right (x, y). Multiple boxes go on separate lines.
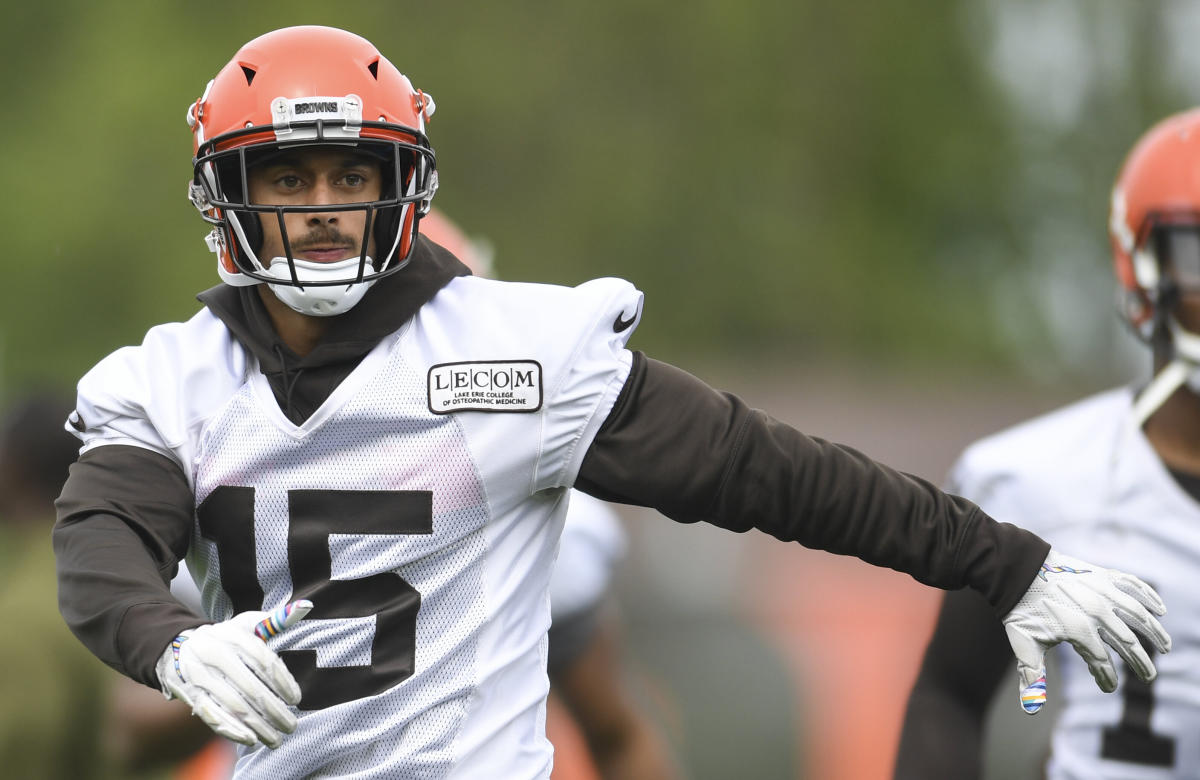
top-left (1002, 551), bottom-right (1170, 715)
top-left (156, 599), bottom-right (312, 748)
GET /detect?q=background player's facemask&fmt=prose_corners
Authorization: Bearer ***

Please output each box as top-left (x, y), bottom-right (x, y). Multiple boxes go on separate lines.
top-left (1129, 225), bottom-right (1200, 425)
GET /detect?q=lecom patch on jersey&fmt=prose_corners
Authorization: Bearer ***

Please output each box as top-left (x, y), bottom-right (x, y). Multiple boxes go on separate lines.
top-left (428, 361), bottom-right (543, 414)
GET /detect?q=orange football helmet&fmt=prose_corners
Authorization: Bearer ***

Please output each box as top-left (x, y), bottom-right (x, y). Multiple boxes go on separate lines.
top-left (1109, 108), bottom-right (1200, 424)
top-left (186, 26), bottom-right (438, 315)
top-left (1109, 107), bottom-right (1200, 339)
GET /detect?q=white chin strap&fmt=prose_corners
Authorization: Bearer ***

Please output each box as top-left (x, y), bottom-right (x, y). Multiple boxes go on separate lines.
top-left (263, 256), bottom-right (377, 317)
top-left (1130, 318), bottom-right (1200, 427)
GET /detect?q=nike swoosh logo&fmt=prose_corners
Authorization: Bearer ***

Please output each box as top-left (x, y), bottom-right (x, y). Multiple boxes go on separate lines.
top-left (613, 309), bottom-right (638, 333)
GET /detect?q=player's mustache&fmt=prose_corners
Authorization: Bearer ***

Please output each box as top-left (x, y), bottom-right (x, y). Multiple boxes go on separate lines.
top-left (289, 227), bottom-right (359, 253)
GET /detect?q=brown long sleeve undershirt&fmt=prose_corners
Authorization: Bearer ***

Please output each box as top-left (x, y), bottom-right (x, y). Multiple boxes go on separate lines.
top-left (54, 352), bottom-right (1048, 687)
top-left (576, 356), bottom-right (1048, 613)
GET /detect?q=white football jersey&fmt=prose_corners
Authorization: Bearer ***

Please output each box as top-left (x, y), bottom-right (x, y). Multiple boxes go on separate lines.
top-left (948, 387), bottom-right (1200, 779)
top-left (72, 275), bottom-right (642, 779)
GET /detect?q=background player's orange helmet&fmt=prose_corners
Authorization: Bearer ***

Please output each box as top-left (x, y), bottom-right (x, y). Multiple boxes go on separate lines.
top-left (185, 26), bottom-right (438, 315)
top-left (1109, 107), bottom-right (1200, 339)
top-left (419, 209), bottom-right (494, 278)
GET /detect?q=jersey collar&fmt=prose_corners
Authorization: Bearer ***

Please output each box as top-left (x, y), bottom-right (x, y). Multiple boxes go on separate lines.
top-left (198, 234), bottom-right (471, 373)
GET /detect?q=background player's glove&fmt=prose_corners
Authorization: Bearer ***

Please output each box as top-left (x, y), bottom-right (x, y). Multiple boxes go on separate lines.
top-left (155, 600), bottom-right (312, 748)
top-left (1002, 551), bottom-right (1169, 715)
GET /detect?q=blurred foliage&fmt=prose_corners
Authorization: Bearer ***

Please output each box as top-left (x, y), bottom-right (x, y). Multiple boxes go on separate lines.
top-left (1, 0), bottom-right (1194, 396)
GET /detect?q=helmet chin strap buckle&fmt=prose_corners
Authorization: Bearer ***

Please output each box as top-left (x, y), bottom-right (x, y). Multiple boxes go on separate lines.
top-left (418, 170), bottom-right (439, 216)
top-left (1130, 317), bottom-right (1200, 428)
top-left (188, 181), bottom-right (212, 212)
top-left (1131, 359), bottom-right (1190, 429)
top-left (204, 229), bottom-right (224, 255)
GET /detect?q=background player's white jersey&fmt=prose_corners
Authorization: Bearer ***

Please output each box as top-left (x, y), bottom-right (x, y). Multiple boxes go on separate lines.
top-left (72, 275), bottom-right (642, 779)
top-left (949, 388), bottom-right (1200, 779)
top-left (550, 491), bottom-right (626, 622)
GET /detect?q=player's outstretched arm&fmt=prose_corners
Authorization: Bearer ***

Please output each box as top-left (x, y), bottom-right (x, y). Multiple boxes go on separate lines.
top-left (577, 357), bottom-right (1173, 705)
top-left (1002, 550), bottom-right (1169, 714)
top-left (894, 588), bottom-right (1013, 780)
top-left (156, 600), bottom-right (312, 749)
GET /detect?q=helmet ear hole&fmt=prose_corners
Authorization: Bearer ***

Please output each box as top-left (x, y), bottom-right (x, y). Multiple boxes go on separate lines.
top-left (1109, 108), bottom-right (1200, 341)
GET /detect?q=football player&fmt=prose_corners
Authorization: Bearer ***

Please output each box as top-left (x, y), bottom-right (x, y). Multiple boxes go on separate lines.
top-left (894, 108), bottom-right (1200, 779)
top-left (54, 26), bottom-right (1171, 779)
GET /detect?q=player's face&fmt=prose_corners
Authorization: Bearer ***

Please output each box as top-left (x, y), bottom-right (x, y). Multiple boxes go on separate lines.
top-left (247, 147), bottom-right (382, 264)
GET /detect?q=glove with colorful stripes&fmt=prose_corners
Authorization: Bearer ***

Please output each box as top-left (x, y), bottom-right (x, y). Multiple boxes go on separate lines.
top-left (1002, 551), bottom-right (1169, 715)
top-left (155, 599), bottom-right (312, 748)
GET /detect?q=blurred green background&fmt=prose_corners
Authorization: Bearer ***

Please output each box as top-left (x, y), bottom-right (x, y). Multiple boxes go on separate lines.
top-left (6, 2), bottom-right (1200, 778)
top-left (5, 0), bottom-right (1197, 394)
